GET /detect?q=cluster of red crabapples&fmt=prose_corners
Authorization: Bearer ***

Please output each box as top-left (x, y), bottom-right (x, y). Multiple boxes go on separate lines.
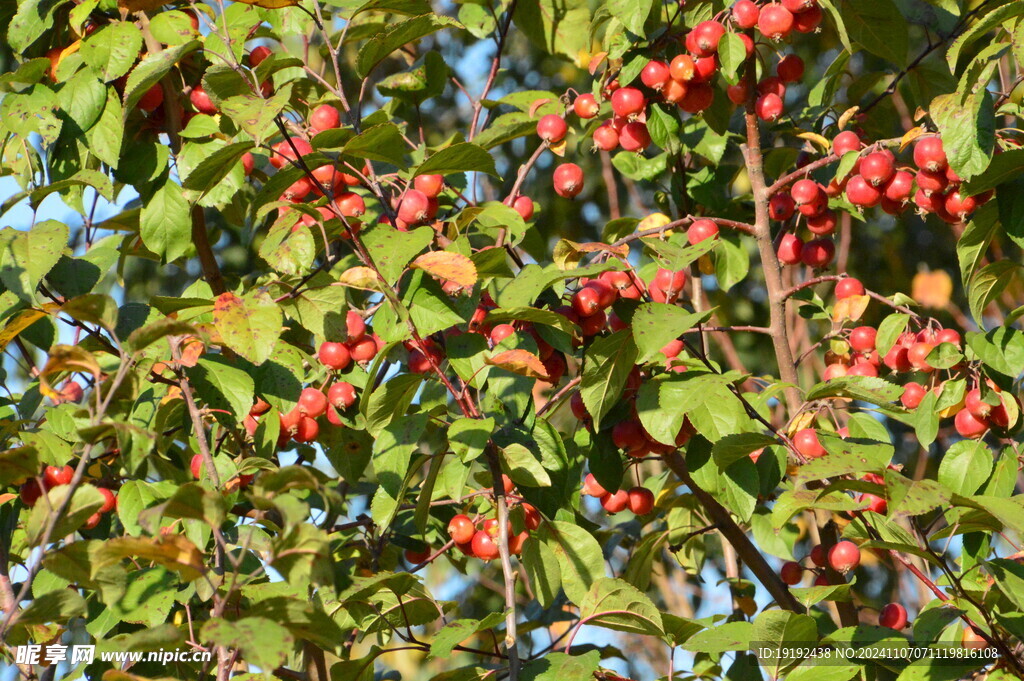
top-left (19, 465), bottom-right (117, 529)
top-left (780, 540), bottom-right (910, 630)
top-left (541, 0), bottom-right (822, 199)
top-left (581, 473), bottom-right (656, 516)
top-left (402, 477), bottom-right (543, 564)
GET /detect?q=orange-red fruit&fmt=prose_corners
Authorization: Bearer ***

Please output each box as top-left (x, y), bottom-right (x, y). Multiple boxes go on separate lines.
top-left (954, 408), bottom-right (988, 439)
top-left (777, 233), bottom-right (804, 265)
top-left (732, 0), bottom-right (760, 28)
top-left (776, 55), bottom-right (804, 82)
top-left (688, 219), bottom-right (719, 244)
top-left (294, 416), bottom-right (320, 443)
top-left (627, 487), bottom-right (655, 515)
top-left (309, 104), bottom-right (340, 132)
top-left (270, 137), bottom-right (313, 169)
top-left (328, 382), bottom-right (357, 411)
top-left (19, 480), bottom-right (45, 507)
top-left (44, 465), bottom-right (73, 487)
top-left (832, 130), bottom-right (862, 156)
top-left (835, 277), bottom-right (864, 299)
top-left (509, 195), bottom-right (534, 220)
top-left (860, 492), bottom-right (887, 514)
top-left (793, 428), bottom-right (826, 458)
top-left (913, 137), bottom-right (948, 173)
top-left (688, 21), bottom-right (726, 57)
top-left (758, 4), bottom-right (794, 40)
top-left (619, 122), bottom-right (650, 152)
top-left (828, 540), bottom-right (861, 573)
top-left (248, 45), bottom-right (272, 68)
top-left (97, 487), bottom-right (117, 514)
top-left (574, 93), bottom-right (600, 119)
top-left (962, 628), bottom-right (989, 650)
top-left (845, 175), bottom-right (882, 207)
top-left (769, 192), bottom-right (796, 220)
top-left (907, 342), bottom-right (935, 372)
top-left (318, 341), bottom-right (351, 370)
top-left (800, 238), bottom-right (835, 268)
top-left (849, 326), bottom-right (877, 352)
top-left (522, 503), bottom-right (542, 530)
top-left (414, 174), bottom-right (444, 198)
top-left (600, 489), bottom-right (630, 514)
top-left (553, 163), bottom-right (584, 198)
top-left (297, 387), bottom-right (328, 418)
top-left (879, 602), bottom-right (908, 630)
top-left (640, 60), bottom-right (672, 90)
top-left (859, 152), bottom-right (896, 186)
top-left (756, 93), bottom-right (784, 121)
top-left (536, 114), bottom-right (568, 143)
top-left (448, 514), bottom-right (475, 544)
top-left (669, 54), bottom-right (696, 81)
top-left (189, 85), bottom-right (217, 115)
top-left (901, 382), bottom-right (927, 409)
top-left (610, 87), bottom-right (646, 117)
top-left (397, 189), bottom-right (431, 224)
top-left (780, 561), bottom-right (803, 585)
top-left (190, 453), bottom-right (204, 478)
top-left (583, 473), bottom-right (607, 497)
top-left (471, 530), bottom-right (500, 560)
top-left (612, 420), bottom-right (646, 453)
top-left (404, 547), bottom-right (431, 564)
top-left (138, 84), bottom-right (164, 112)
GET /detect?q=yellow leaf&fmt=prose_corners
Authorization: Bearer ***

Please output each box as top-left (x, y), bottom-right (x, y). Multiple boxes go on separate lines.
top-left (94, 535), bottom-right (206, 581)
top-left (0, 305), bottom-right (58, 351)
top-left (411, 251), bottom-right (478, 288)
top-left (548, 139), bottom-right (567, 157)
top-left (485, 349), bottom-right (548, 380)
top-left (796, 132), bottom-right (831, 152)
top-left (637, 212), bottom-right (672, 234)
top-left (337, 267), bottom-right (382, 291)
top-left (38, 344), bottom-right (101, 401)
top-left (698, 253), bottom-right (715, 275)
top-left (900, 126), bottom-right (926, 151)
top-left (832, 294), bottom-right (870, 322)
top-left (837, 106), bottom-right (860, 130)
top-left (528, 99), bottom-right (553, 118)
top-left (786, 411), bottom-right (816, 437)
top-left (912, 270), bottom-right (952, 308)
top-left (234, 0), bottom-right (300, 7)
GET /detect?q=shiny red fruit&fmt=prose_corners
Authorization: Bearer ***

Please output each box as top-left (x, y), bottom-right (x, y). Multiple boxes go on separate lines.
top-left (553, 163), bottom-right (584, 198)
top-left (448, 514), bottom-right (475, 544)
top-left (835, 277), bottom-right (864, 299)
top-left (828, 540), bottom-right (861, 573)
top-left (793, 428), bottom-right (826, 458)
top-left (879, 602), bottom-right (908, 630)
top-left (318, 341), bottom-right (351, 371)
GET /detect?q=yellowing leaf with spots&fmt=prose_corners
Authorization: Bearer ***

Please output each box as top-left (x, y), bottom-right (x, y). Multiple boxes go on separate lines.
top-left (912, 270), bottom-right (953, 308)
top-left (0, 305), bottom-right (57, 351)
top-left (233, 0), bottom-right (300, 7)
top-left (485, 349), bottom-right (548, 380)
top-left (337, 266), bottom-right (382, 291)
top-left (38, 344), bottom-right (101, 400)
top-left (411, 251), bottom-right (478, 289)
top-left (94, 535), bottom-right (206, 581)
top-left (212, 291), bottom-right (282, 366)
top-left (832, 294), bottom-right (870, 322)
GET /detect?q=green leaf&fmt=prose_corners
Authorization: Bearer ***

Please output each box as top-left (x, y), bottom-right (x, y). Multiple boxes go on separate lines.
top-left (932, 88), bottom-right (995, 182)
top-left (181, 141), bottom-right (254, 194)
top-left (522, 536), bottom-right (561, 608)
top-left (578, 577), bottom-right (663, 636)
top-left (647, 103), bottom-right (680, 154)
top-left (607, 0), bottom-right (652, 35)
top-left (712, 432), bottom-right (779, 469)
top-left (612, 151), bottom-right (667, 181)
top-left (947, 3), bottom-right (1024, 71)
top-left (185, 357), bottom-right (255, 429)
top-left (513, 0), bottom-right (592, 60)
top-left (448, 417), bottom-right (494, 462)
top-left (638, 373), bottom-right (750, 444)
top-left (794, 433), bottom-right (893, 484)
top-left (16, 589), bottom-right (87, 625)
top-left (500, 443), bottom-right (552, 487)
top-left (213, 291), bottom-right (283, 366)
top-left (968, 261), bottom-right (1022, 327)
top-left (520, 651), bottom-right (600, 681)
top-left (966, 328), bottom-right (1024, 377)
top-left (805, 375), bottom-right (903, 406)
top-left (56, 71), bottom-right (106, 131)
top-left (875, 313), bottom-right (910, 356)
top-left (84, 88), bottom-right (124, 168)
top-left (80, 21), bottom-right (143, 81)
top-left (364, 374), bottom-right (423, 437)
top-left (360, 223), bottom-right (434, 286)
top-left (997, 176), bottom-right (1024, 250)
top-left (123, 41), bottom-right (202, 112)
top-left (631, 303), bottom-right (711, 363)
top-left (61, 293), bottom-right (118, 330)
top-left (415, 142), bottom-right (498, 178)
top-left (841, 0), bottom-right (908, 65)
top-left (538, 521), bottom-right (606, 604)
top-left (957, 202), bottom-right (1000, 288)
top-left (753, 610), bottom-right (819, 677)
top-left (429, 611), bottom-right (507, 659)
top-left (201, 617), bottom-right (294, 671)
top-left (684, 621), bottom-right (753, 653)
top-left (579, 330), bottom-right (638, 428)
top-left (963, 149), bottom-right (1024, 195)
top-left (717, 32), bottom-right (747, 84)
top-left (357, 14), bottom-right (464, 77)
top-left (27, 484), bottom-right (105, 545)
top-left (140, 177), bottom-right (191, 262)
top-left (473, 112), bottom-right (537, 150)
top-left (938, 440), bottom-right (992, 496)
top-left (0, 220), bottom-right (68, 301)
top-left (987, 559), bottom-right (1024, 612)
